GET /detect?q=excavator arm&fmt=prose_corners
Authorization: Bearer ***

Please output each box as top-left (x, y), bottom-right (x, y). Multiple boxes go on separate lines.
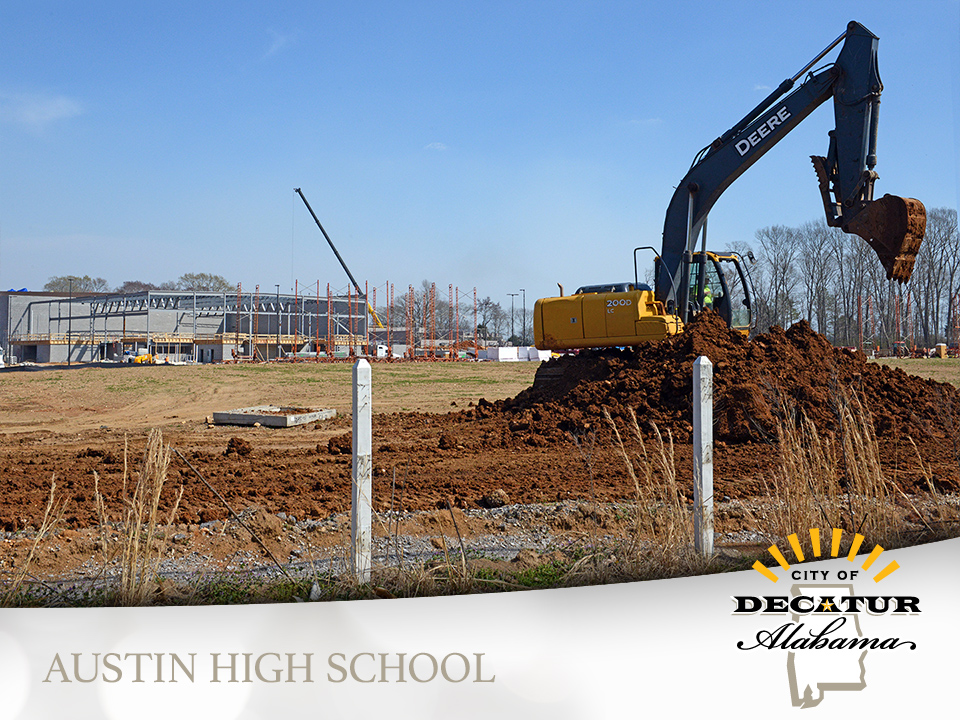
top-left (655, 21), bottom-right (925, 317)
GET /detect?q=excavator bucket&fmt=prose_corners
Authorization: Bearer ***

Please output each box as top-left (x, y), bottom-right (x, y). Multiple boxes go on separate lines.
top-left (844, 194), bottom-right (927, 282)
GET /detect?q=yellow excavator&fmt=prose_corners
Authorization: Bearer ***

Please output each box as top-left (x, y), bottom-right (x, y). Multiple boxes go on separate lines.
top-left (535, 21), bottom-right (926, 351)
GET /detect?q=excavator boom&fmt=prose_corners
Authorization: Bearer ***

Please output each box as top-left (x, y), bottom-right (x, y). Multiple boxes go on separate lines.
top-left (657, 21), bottom-right (925, 315)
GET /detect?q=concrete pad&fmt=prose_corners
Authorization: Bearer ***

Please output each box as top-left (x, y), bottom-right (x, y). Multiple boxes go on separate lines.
top-left (484, 346), bottom-right (519, 361)
top-left (521, 347), bottom-right (551, 361)
top-left (212, 405), bottom-right (337, 428)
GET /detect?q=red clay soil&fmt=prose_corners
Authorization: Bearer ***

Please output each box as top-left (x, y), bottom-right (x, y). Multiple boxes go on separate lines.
top-left (487, 311), bottom-right (960, 491)
top-left (501, 311), bottom-right (960, 459)
top-left (1, 312), bottom-right (957, 532)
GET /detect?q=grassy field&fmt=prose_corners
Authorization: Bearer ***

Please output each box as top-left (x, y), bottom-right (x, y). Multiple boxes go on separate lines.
top-left (872, 357), bottom-right (960, 387)
top-left (0, 360), bottom-right (541, 433)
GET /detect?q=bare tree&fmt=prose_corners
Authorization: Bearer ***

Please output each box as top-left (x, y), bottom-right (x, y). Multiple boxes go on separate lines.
top-left (749, 207), bottom-right (957, 350)
top-left (796, 220), bottom-right (838, 336)
top-left (828, 230), bottom-right (873, 346)
top-left (753, 225), bottom-right (801, 331)
top-left (476, 296), bottom-right (507, 343)
top-left (925, 207), bottom-right (960, 343)
top-left (43, 275), bottom-right (109, 293)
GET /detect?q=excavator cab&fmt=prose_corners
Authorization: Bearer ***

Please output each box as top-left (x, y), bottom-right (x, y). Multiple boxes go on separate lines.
top-left (687, 251), bottom-right (756, 335)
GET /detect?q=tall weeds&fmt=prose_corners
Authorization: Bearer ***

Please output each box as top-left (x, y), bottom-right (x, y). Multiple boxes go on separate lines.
top-left (116, 430), bottom-right (183, 605)
top-left (901, 437), bottom-right (960, 538)
top-left (769, 388), bottom-right (905, 553)
top-left (604, 407), bottom-right (694, 562)
top-left (836, 390), bottom-right (897, 542)
top-left (1, 475), bottom-right (66, 607)
top-left (768, 405), bottom-right (841, 540)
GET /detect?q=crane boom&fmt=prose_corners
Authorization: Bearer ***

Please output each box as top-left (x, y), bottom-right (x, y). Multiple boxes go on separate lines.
top-left (294, 188), bottom-right (384, 330)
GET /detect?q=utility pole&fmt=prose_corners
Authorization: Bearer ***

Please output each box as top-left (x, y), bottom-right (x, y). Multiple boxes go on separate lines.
top-left (67, 277), bottom-right (73, 366)
top-left (276, 284), bottom-right (281, 360)
top-left (507, 293), bottom-right (518, 344)
top-left (520, 288), bottom-right (526, 346)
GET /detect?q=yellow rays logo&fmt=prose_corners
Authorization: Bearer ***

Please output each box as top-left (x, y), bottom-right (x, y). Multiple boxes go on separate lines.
top-left (752, 528), bottom-right (900, 583)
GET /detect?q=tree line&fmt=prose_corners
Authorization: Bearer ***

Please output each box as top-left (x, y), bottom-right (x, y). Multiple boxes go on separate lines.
top-left (746, 206), bottom-right (959, 348)
top-left (43, 273), bottom-right (234, 294)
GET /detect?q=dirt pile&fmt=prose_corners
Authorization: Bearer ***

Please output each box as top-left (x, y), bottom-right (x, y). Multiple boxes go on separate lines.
top-left (464, 312), bottom-right (960, 488)
top-left (225, 437), bottom-right (253, 456)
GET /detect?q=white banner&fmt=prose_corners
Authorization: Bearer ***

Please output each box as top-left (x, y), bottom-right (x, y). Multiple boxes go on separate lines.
top-left (1, 537), bottom-right (956, 718)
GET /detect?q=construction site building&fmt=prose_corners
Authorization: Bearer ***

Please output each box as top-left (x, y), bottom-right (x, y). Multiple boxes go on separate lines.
top-left (0, 289), bottom-right (367, 364)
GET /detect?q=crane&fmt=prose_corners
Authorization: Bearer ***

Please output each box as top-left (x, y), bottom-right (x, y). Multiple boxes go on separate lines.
top-left (295, 187), bottom-right (385, 330)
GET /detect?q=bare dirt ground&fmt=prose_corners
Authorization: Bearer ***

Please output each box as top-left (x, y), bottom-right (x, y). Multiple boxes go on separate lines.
top-left (2, 315), bottom-right (960, 589)
top-left (0, 359), bottom-right (633, 584)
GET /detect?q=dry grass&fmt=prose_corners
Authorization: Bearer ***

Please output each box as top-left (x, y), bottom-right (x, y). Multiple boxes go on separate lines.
top-left (836, 390), bottom-right (900, 541)
top-left (0, 475), bottom-right (67, 607)
top-left (0, 438), bottom-right (187, 606)
top-left (766, 388), bottom-right (913, 555)
top-left (600, 388), bottom-right (958, 579)
top-left (603, 407), bottom-right (709, 577)
top-left (899, 438), bottom-right (960, 536)
top-left (111, 430), bottom-right (183, 605)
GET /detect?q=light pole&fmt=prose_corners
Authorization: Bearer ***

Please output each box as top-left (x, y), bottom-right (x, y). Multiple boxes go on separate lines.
top-left (507, 293), bottom-right (518, 344)
top-left (67, 277), bottom-right (73, 366)
top-left (520, 288), bottom-right (526, 346)
top-left (276, 284), bottom-right (281, 359)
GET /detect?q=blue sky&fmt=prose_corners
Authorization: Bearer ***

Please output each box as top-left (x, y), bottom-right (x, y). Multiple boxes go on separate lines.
top-left (1, 1), bottom-right (957, 311)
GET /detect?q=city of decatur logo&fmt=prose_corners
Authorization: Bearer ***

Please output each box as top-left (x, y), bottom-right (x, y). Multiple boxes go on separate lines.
top-left (732, 528), bottom-right (918, 708)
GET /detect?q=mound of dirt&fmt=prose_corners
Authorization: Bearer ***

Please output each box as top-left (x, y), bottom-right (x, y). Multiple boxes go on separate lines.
top-left (225, 437), bottom-right (253, 456)
top-left (463, 311), bottom-right (960, 489)
top-left (327, 433), bottom-right (352, 455)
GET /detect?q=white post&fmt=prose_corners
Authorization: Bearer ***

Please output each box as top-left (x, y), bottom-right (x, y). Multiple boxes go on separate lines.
top-left (693, 356), bottom-right (714, 556)
top-left (351, 358), bottom-right (372, 582)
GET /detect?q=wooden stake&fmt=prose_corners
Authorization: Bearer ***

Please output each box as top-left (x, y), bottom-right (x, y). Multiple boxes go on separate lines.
top-left (693, 356), bottom-right (714, 556)
top-left (351, 359), bottom-right (372, 582)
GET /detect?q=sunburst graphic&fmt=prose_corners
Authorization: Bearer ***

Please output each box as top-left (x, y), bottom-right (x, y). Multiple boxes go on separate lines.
top-left (752, 528), bottom-right (900, 583)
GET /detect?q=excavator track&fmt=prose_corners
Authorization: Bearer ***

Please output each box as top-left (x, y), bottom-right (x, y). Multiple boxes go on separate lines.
top-left (845, 195), bottom-right (926, 283)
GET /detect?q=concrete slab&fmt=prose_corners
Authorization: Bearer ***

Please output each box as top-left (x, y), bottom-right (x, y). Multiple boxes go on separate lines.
top-left (483, 346), bottom-right (519, 361)
top-left (212, 405), bottom-right (336, 428)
